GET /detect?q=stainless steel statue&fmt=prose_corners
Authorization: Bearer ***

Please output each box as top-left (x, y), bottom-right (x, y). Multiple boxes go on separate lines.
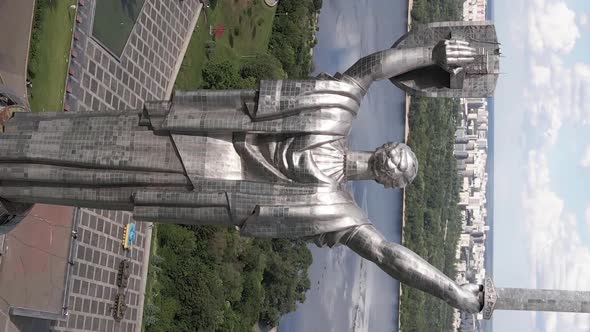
top-left (6, 22), bottom-right (580, 319)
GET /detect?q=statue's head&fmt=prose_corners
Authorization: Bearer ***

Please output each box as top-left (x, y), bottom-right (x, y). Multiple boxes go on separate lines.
top-left (371, 142), bottom-right (418, 189)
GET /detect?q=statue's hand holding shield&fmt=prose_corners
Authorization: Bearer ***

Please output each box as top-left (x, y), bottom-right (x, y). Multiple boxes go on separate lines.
top-left (431, 39), bottom-right (477, 88)
top-left (432, 39), bottom-right (477, 70)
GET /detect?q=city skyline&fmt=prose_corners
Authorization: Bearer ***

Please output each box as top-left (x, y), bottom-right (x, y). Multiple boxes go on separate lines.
top-left (452, 97), bottom-right (492, 331)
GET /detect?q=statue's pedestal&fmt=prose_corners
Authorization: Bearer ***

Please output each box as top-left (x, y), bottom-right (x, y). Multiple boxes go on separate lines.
top-left (0, 106), bottom-right (34, 233)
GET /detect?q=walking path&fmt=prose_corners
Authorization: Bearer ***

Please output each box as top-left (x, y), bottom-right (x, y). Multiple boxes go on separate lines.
top-left (264, 0), bottom-right (279, 7)
top-left (0, 0), bottom-right (36, 101)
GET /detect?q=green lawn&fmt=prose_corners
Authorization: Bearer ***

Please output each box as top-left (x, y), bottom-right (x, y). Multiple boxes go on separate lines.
top-left (174, 0), bottom-right (276, 90)
top-left (174, 14), bottom-right (215, 90)
top-left (28, 0), bottom-right (77, 113)
top-left (93, 0), bottom-right (145, 56)
top-left (142, 224), bottom-right (159, 332)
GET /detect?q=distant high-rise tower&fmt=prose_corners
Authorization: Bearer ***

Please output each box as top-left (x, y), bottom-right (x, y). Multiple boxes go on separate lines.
top-left (463, 0), bottom-right (487, 21)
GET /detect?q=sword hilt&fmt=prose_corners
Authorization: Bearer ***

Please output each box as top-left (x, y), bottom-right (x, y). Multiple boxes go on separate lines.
top-left (482, 277), bottom-right (498, 320)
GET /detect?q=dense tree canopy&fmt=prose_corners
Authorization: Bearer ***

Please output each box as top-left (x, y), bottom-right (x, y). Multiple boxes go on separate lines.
top-left (240, 54), bottom-right (286, 80)
top-left (201, 53), bottom-right (286, 90)
top-left (399, 1), bottom-right (463, 330)
top-left (400, 97), bottom-right (462, 331)
top-left (145, 226), bottom-right (313, 332)
top-left (410, 0), bottom-right (463, 25)
top-left (202, 59), bottom-right (243, 89)
top-left (268, 0), bottom-right (319, 78)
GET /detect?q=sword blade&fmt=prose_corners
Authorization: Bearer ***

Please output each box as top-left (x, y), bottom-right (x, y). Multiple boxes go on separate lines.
top-left (495, 288), bottom-right (590, 313)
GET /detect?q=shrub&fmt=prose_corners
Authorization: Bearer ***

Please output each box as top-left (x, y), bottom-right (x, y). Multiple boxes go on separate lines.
top-left (229, 33), bottom-right (235, 48)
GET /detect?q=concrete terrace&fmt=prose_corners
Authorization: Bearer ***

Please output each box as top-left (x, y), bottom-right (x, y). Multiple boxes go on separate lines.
top-left (48, 0), bottom-right (202, 331)
top-left (0, 0), bottom-right (35, 101)
top-left (0, 205), bottom-right (74, 332)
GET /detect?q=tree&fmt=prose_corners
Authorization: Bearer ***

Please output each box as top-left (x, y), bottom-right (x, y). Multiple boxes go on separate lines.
top-left (143, 303), bottom-right (160, 328)
top-left (312, 0), bottom-right (323, 11)
top-left (239, 54), bottom-right (286, 83)
top-left (146, 225), bottom-right (313, 332)
top-left (202, 59), bottom-right (243, 89)
top-left (258, 239), bottom-right (312, 325)
top-left (400, 97), bottom-right (462, 331)
top-left (270, 44), bottom-right (296, 76)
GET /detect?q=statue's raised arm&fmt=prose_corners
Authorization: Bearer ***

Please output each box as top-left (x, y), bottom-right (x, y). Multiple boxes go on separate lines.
top-left (337, 21), bottom-right (500, 98)
top-left (341, 39), bottom-right (476, 93)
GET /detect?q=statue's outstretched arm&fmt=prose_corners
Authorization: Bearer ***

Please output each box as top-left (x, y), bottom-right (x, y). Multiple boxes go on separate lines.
top-left (342, 40), bottom-right (476, 92)
top-left (345, 224), bottom-right (483, 313)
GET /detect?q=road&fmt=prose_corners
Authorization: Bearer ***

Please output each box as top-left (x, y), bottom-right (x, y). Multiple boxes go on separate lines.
top-left (0, 0), bottom-right (35, 100)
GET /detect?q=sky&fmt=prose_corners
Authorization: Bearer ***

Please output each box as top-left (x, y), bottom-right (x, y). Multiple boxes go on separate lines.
top-left (493, 0), bottom-right (590, 331)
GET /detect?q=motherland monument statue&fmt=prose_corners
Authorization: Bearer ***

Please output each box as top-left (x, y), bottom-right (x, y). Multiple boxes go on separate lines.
top-left (0, 21), bottom-right (588, 318)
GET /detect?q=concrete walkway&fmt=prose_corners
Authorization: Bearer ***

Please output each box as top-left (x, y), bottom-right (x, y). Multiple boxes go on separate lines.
top-left (0, 0), bottom-right (35, 101)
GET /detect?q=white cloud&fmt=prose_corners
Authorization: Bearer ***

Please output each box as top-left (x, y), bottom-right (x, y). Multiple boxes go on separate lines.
top-left (571, 63), bottom-right (590, 125)
top-left (528, 0), bottom-right (580, 54)
top-left (580, 13), bottom-right (589, 27)
top-left (522, 151), bottom-right (590, 331)
top-left (531, 63), bottom-right (551, 86)
top-left (498, 0), bottom-right (590, 330)
top-left (581, 146), bottom-right (590, 168)
top-left (524, 57), bottom-right (590, 149)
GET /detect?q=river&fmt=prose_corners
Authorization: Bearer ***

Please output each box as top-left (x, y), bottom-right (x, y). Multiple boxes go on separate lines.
top-left (279, 0), bottom-right (409, 331)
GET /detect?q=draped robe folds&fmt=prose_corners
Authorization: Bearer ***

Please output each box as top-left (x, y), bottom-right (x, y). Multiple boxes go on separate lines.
top-left (0, 40), bottom-right (442, 237)
top-left (0, 77), bottom-right (371, 245)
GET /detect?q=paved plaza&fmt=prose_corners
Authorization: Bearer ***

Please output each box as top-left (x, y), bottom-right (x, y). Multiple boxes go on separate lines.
top-left (0, 0), bottom-right (35, 100)
top-left (47, 1), bottom-right (202, 331)
top-left (52, 210), bottom-right (147, 332)
top-left (0, 205), bottom-right (74, 332)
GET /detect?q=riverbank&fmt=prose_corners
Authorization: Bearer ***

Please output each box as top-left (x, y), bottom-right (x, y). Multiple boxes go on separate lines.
top-left (404, 0), bottom-right (413, 143)
top-left (400, 0), bottom-right (413, 265)
top-left (399, 1), bottom-right (413, 330)
top-left (407, 0), bottom-right (413, 31)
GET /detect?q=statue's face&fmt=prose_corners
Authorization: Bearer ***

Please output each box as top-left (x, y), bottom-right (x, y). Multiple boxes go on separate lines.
top-left (371, 142), bottom-right (418, 188)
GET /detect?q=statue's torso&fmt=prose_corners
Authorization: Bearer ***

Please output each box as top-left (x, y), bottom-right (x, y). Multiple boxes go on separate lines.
top-left (1, 78), bottom-right (369, 240)
top-left (180, 133), bottom-right (346, 187)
